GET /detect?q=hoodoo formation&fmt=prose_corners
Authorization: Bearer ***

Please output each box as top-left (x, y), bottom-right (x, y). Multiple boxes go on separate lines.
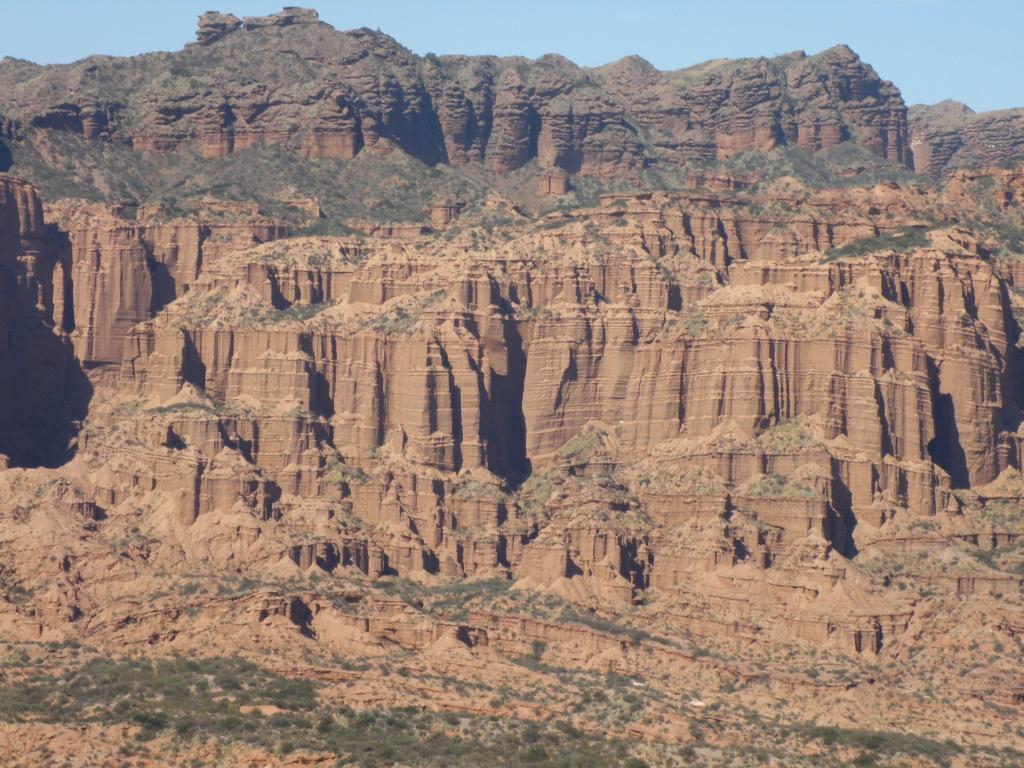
top-left (0, 7), bottom-right (1022, 767)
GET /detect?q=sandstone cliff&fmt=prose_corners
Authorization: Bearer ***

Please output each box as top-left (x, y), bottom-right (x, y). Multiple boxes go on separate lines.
top-left (2, 165), bottom-right (1015, 643)
top-left (2, 156), bottom-right (1024, 766)
top-left (0, 12), bottom-right (1022, 766)
top-left (910, 100), bottom-right (1024, 179)
top-left (0, 9), bottom-right (910, 185)
top-left (44, 200), bottom-right (286, 369)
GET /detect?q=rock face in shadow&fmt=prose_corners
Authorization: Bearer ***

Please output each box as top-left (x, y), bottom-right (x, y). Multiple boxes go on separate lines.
top-left (0, 175), bottom-right (90, 466)
top-left (0, 11), bottom-right (910, 180)
top-left (0, 117), bottom-right (11, 172)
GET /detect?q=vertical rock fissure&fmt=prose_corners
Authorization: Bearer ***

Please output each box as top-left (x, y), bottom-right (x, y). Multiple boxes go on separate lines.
top-left (491, 319), bottom-right (530, 484)
top-left (926, 358), bottom-right (969, 488)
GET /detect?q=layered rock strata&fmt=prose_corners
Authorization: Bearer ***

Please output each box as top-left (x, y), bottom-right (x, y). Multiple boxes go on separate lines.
top-left (0, 11), bottom-right (911, 181)
top-left (910, 100), bottom-right (1024, 179)
top-left (0, 167), bottom-right (1013, 662)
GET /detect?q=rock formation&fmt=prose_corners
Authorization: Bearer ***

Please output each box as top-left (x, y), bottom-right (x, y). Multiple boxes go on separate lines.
top-left (0, 9), bottom-right (1022, 767)
top-left (910, 100), bottom-right (1024, 178)
top-left (0, 13), bottom-right (910, 181)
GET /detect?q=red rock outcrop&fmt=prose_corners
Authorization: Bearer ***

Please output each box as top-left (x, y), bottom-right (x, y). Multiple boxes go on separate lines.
top-left (910, 100), bottom-right (1024, 179)
top-left (194, 11), bottom-right (242, 46)
top-left (44, 200), bottom-right (286, 369)
top-left (0, 13), bottom-right (913, 182)
top-left (65, 174), bottom-right (1013, 632)
top-left (1, 16), bottom-right (1024, 763)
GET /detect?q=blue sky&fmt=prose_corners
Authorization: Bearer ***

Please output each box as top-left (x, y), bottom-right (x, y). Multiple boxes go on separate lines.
top-left (0, 0), bottom-right (1020, 112)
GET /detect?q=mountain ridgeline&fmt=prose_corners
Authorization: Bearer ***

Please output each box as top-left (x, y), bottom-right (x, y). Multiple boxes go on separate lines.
top-left (0, 8), bottom-right (908, 173)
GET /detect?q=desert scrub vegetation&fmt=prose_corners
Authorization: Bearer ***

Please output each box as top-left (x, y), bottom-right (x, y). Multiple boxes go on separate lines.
top-left (681, 306), bottom-right (711, 338)
top-left (990, 220), bottom-right (1024, 256)
top-left (149, 398), bottom-right (230, 417)
top-left (451, 477), bottom-right (506, 501)
top-left (517, 304), bottom-right (556, 321)
top-left (634, 466), bottom-right (726, 496)
top-left (276, 299), bottom-right (339, 322)
top-left (556, 605), bottom-right (653, 644)
top-left (724, 143), bottom-right (920, 188)
top-left (977, 497), bottom-right (1024, 529)
top-left (555, 422), bottom-right (612, 466)
top-left (669, 304), bottom-right (745, 340)
top-left (786, 723), bottom-right (962, 768)
top-left (645, 249), bottom-right (679, 285)
top-left (513, 469), bottom-right (556, 519)
top-left (322, 458), bottom-right (370, 485)
top-left (756, 419), bottom-right (825, 454)
top-left (982, 538), bottom-right (1024, 576)
top-left (0, 653), bottom-right (670, 766)
top-left (821, 227), bottom-right (931, 262)
top-left (290, 218), bottom-right (367, 237)
top-left (1010, 288), bottom-right (1024, 337)
top-left (10, 125), bottom-right (520, 231)
top-left (376, 576), bottom-right (512, 619)
top-left (741, 473), bottom-right (818, 499)
top-left (362, 289), bottom-right (447, 336)
top-left (0, 646), bottom-right (1012, 767)
top-left (365, 306), bottom-right (416, 335)
top-left (656, 251), bottom-right (719, 288)
top-left (0, 656), bottom-right (315, 735)
top-left (170, 285), bottom-right (331, 329)
top-left (770, 285), bottom-right (907, 339)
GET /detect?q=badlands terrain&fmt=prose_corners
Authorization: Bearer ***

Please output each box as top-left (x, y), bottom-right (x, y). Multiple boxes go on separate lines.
top-left (1, 7), bottom-right (1024, 767)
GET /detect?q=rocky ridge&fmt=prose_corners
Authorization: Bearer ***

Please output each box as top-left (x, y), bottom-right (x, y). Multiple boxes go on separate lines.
top-left (910, 100), bottom-right (1024, 179)
top-left (0, 8), bottom-right (911, 182)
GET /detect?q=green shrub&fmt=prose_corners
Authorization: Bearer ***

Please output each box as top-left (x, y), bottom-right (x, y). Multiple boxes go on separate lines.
top-left (822, 228), bottom-right (931, 262)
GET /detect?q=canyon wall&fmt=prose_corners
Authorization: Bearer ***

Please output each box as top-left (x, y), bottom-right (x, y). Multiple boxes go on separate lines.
top-left (2, 16), bottom-right (1024, 763)
top-left (0, 12), bottom-right (1022, 678)
top-left (0, 167), bottom-right (1000, 657)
